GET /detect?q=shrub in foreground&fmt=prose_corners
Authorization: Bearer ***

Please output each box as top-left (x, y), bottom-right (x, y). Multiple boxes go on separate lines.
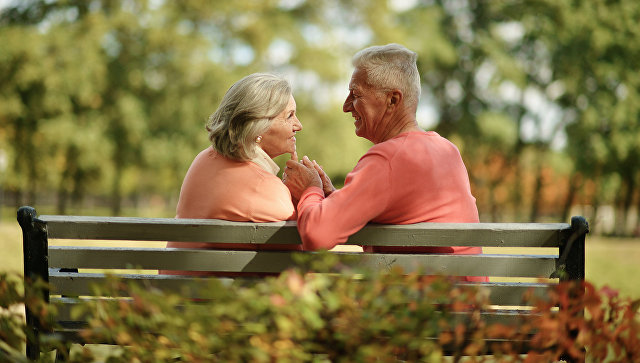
top-left (1, 273), bottom-right (58, 363)
top-left (2, 264), bottom-right (639, 362)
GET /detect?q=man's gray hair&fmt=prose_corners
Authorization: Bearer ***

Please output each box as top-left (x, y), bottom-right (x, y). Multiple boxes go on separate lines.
top-left (206, 73), bottom-right (291, 161)
top-left (352, 43), bottom-right (421, 107)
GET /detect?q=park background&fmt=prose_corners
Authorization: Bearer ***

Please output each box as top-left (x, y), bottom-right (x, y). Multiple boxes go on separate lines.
top-left (0, 0), bottom-right (638, 297)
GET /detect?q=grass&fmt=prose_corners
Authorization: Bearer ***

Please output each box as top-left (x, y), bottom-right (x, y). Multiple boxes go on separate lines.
top-left (1, 221), bottom-right (22, 274)
top-left (2, 219), bottom-right (639, 299)
top-left (584, 236), bottom-right (640, 298)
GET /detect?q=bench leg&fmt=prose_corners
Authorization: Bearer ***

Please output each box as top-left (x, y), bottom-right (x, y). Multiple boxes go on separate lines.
top-left (25, 336), bottom-right (39, 361)
top-left (54, 343), bottom-right (72, 362)
top-left (18, 206), bottom-right (50, 362)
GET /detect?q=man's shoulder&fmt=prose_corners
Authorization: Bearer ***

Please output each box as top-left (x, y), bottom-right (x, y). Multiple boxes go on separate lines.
top-left (367, 131), bottom-right (417, 154)
top-left (366, 131), bottom-right (444, 156)
top-left (404, 130), bottom-right (461, 153)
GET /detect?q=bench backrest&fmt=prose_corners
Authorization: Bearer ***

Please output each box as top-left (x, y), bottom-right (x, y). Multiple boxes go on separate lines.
top-left (18, 206), bottom-right (588, 357)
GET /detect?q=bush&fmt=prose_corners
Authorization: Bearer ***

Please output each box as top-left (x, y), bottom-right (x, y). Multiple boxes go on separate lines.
top-left (1, 273), bottom-right (58, 363)
top-left (2, 263), bottom-right (640, 362)
top-left (0, 272), bottom-right (28, 362)
top-left (73, 268), bottom-right (475, 362)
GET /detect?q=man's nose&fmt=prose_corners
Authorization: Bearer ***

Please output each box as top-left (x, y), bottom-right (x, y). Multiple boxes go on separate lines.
top-left (343, 96), bottom-right (352, 113)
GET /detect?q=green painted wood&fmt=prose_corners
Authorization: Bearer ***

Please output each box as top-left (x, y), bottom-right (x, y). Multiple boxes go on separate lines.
top-left (48, 247), bottom-right (558, 278)
top-left (346, 223), bottom-right (570, 247)
top-left (39, 215), bottom-right (571, 247)
top-left (51, 296), bottom-right (536, 329)
top-left (44, 327), bottom-right (535, 355)
top-left (49, 271), bottom-right (552, 306)
top-left (40, 215), bottom-right (302, 245)
top-left (473, 282), bottom-right (551, 306)
top-left (48, 270), bottom-right (233, 297)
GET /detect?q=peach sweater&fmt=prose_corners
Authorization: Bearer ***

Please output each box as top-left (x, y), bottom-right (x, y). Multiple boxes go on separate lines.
top-left (166, 147), bottom-right (299, 252)
top-left (297, 130), bottom-right (481, 254)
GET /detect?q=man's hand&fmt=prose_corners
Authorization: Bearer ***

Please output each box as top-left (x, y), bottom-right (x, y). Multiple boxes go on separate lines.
top-left (283, 155), bottom-right (323, 201)
top-left (312, 160), bottom-right (336, 196)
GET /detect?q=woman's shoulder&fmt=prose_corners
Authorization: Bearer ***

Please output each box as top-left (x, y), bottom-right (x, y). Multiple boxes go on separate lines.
top-left (190, 148), bottom-right (287, 196)
top-left (193, 147), bottom-right (237, 165)
top-left (178, 159), bottom-right (291, 221)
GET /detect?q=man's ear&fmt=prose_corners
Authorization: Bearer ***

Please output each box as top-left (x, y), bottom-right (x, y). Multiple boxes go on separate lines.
top-left (387, 89), bottom-right (403, 109)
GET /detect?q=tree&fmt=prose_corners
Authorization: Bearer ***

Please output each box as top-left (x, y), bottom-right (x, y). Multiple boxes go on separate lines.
top-left (495, 0), bottom-right (640, 230)
top-left (1, 0), bottom-right (638, 232)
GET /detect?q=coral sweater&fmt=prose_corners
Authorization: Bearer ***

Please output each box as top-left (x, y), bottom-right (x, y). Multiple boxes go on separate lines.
top-left (166, 147), bottom-right (299, 252)
top-left (297, 131), bottom-right (481, 254)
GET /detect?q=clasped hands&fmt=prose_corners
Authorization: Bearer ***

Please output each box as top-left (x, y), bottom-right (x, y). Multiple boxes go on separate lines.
top-left (282, 151), bottom-right (335, 201)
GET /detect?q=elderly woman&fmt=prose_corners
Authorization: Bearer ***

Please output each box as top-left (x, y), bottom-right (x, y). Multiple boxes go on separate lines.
top-left (164, 73), bottom-right (302, 274)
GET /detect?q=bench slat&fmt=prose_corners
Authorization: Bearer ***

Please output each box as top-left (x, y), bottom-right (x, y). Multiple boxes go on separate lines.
top-left (49, 271), bottom-right (552, 306)
top-left (49, 270), bottom-right (232, 297)
top-left (44, 327), bottom-right (536, 355)
top-left (51, 296), bottom-right (536, 328)
top-left (39, 215), bottom-right (570, 247)
top-left (347, 223), bottom-right (569, 247)
top-left (48, 247), bottom-right (559, 278)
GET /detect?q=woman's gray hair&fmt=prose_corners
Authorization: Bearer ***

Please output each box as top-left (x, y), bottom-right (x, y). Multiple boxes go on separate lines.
top-left (352, 43), bottom-right (421, 108)
top-left (206, 73), bottom-right (291, 161)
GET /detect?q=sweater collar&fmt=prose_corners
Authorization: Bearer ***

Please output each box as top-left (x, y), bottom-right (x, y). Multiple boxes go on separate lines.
top-left (251, 146), bottom-right (280, 175)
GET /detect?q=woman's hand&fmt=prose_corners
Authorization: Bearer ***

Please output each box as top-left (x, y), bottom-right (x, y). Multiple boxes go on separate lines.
top-left (283, 155), bottom-right (323, 201)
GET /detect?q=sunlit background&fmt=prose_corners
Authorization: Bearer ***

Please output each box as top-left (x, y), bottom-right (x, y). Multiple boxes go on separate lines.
top-left (1, 0), bottom-right (638, 235)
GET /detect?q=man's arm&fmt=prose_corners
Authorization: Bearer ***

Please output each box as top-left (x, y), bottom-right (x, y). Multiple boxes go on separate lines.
top-left (289, 154), bottom-right (391, 250)
top-left (283, 155), bottom-right (323, 199)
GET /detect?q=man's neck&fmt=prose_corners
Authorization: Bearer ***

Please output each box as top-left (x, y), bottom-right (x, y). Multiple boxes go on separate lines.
top-left (374, 111), bottom-right (422, 144)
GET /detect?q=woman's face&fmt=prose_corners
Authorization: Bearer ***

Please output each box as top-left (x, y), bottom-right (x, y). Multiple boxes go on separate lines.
top-left (259, 95), bottom-right (302, 159)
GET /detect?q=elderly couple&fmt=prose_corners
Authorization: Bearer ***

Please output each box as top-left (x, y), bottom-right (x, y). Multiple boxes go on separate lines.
top-left (166, 43), bottom-right (484, 281)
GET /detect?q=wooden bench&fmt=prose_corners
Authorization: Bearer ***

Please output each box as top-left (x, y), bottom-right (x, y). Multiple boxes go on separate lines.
top-left (18, 205), bottom-right (589, 360)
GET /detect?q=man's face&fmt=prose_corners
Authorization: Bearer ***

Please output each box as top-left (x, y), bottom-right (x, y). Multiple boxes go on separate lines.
top-left (343, 68), bottom-right (388, 142)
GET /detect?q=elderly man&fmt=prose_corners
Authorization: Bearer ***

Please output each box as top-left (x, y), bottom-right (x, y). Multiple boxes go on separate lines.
top-left (284, 43), bottom-right (481, 260)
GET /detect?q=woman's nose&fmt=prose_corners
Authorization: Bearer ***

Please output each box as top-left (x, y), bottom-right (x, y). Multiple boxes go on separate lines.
top-left (294, 117), bottom-right (302, 131)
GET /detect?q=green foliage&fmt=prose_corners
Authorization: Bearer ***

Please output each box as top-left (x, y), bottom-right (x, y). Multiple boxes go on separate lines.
top-left (70, 269), bottom-right (461, 362)
top-left (493, 0), bottom-right (640, 224)
top-left (0, 273), bottom-right (58, 363)
top-left (0, 272), bottom-right (27, 362)
top-left (477, 111), bottom-right (518, 151)
top-left (3, 267), bottom-right (640, 362)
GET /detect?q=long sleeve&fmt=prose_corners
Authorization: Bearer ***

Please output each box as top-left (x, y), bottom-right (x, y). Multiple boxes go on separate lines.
top-left (296, 154), bottom-right (391, 250)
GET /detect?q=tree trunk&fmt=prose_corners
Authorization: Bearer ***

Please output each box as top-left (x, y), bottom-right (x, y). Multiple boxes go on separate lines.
top-left (618, 171), bottom-right (636, 236)
top-left (56, 147), bottom-right (76, 215)
top-left (71, 169), bottom-right (86, 211)
top-left (529, 162), bottom-right (544, 222)
top-left (510, 102), bottom-right (526, 222)
top-left (488, 180), bottom-right (498, 222)
top-left (635, 178), bottom-right (640, 237)
top-left (512, 161), bottom-right (522, 220)
top-left (591, 173), bottom-right (602, 235)
top-left (561, 172), bottom-right (581, 222)
top-left (56, 188), bottom-right (68, 215)
top-left (111, 166), bottom-right (122, 216)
